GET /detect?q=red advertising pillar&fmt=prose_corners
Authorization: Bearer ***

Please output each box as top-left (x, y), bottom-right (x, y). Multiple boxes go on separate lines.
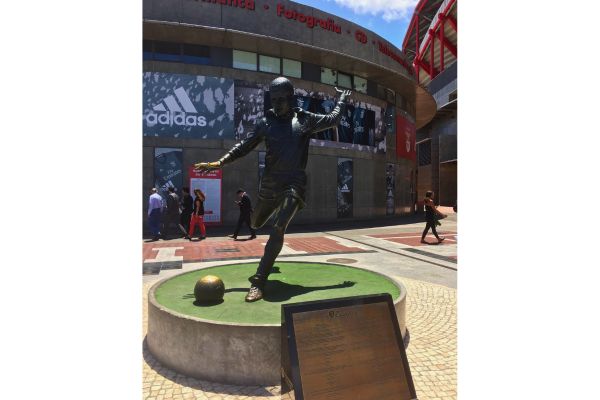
top-left (188, 167), bottom-right (223, 225)
top-left (396, 115), bottom-right (416, 162)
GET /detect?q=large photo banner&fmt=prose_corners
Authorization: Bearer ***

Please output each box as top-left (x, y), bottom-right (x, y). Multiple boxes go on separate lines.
top-left (315, 98), bottom-right (339, 142)
top-left (189, 167), bottom-right (223, 225)
top-left (262, 87), bottom-right (387, 153)
top-left (234, 81), bottom-right (265, 141)
top-left (386, 163), bottom-right (395, 215)
top-left (154, 148), bottom-right (183, 200)
top-left (396, 114), bottom-right (416, 161)
top-left (371, 104), bottom-right (385, 152)
top-left (295, 95), bottom-right (313, 111)
top-left (337, 158), bottom-right (353, 218)
top-left (143, 72), bottom-right (234, 139)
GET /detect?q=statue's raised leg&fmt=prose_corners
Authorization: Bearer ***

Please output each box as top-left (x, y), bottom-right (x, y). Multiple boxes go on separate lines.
top-left (246, 195), bottom-right (300, 302)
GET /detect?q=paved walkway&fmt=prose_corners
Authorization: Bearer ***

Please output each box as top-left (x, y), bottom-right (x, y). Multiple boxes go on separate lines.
top-left (143, 213), bottom-right (457, 400)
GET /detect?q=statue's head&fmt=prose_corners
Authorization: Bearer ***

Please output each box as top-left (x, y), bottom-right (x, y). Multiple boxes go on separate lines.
top-left (269, 77), bottom-right (294, 118)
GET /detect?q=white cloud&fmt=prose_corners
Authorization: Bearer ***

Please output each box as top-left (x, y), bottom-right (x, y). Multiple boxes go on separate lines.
top-left (332, 0), bottom-right (418, 22)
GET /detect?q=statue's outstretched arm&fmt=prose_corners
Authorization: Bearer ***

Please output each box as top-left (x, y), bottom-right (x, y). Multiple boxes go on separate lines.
top-left (307, 87), bottom-right (352, 135)
top-left (194, 120), bottom-right (265, 171)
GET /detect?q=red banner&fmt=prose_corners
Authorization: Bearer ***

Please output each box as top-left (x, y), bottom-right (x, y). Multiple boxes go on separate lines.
top-left (396, 115), bottom-right (416, 162)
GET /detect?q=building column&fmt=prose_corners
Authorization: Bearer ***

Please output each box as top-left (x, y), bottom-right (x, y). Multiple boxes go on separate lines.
top-left (431, 134), bottom-right (440, 206)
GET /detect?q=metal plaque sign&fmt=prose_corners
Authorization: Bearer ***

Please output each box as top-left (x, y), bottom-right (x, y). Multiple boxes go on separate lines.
top-left (281, 294), bottom-right (416, 400)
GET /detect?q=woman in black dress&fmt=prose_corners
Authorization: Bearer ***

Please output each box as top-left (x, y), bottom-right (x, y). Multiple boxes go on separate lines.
top-left (421, 191), bottom-right (446, 244)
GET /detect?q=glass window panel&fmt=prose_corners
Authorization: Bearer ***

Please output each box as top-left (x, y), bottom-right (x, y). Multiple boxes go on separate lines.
top-left (143, 40), bottom-right (153, 52)
top-left (182, 55), bottom-right (210, 65)
top-left (233, 50), bottom-right (257, 71)
top-left (143, 40), bottom-right (153, 61)
top-left (259, 55), bottom-right (281, 74)
top-left (283, 58), bottom-right (301, 78)
top-left (183, 44), bottom-right (210, 57)
top-left (154, 41), bottom-right (180, 55)
top-left (182, 44), bottom-right (210, 65)
top-left (418, 140), bottom-right (432, 166)
top-left (153, 41), bottom-right (181, 62)
top-left (321, 67), bottom-right (337, 86)
top-left (353, 75), bottom-right (367, 93)
top-left (337, 72), bottom-right (352, 89)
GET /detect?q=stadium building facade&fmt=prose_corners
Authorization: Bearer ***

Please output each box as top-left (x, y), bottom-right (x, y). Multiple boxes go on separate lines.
top-left (143, 0), bottom-right (436, 228)
top-left (402, 0), bottom-right (457, 208)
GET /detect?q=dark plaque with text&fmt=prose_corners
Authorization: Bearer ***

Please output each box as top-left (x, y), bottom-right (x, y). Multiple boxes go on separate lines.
top-left (281, 294), bottom-right (416, 400)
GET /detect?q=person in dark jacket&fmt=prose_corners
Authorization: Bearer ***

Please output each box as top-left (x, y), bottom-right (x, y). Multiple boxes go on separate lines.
top-left (230, 189), bottom-right (256, 240)
top-left (421, 191), bottom-right (446, 244)
top-left (180, 187), bottom-right (194, 239)
top-left (195, 76), bottom-right (351, 302)
top-left (162, 187), bottom-right (181, 240)
top-left (188, 188), bottom-right (206, 240)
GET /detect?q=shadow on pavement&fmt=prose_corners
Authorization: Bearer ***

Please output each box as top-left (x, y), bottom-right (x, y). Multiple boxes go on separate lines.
top-left (262, 280), bottom-right (355, 302)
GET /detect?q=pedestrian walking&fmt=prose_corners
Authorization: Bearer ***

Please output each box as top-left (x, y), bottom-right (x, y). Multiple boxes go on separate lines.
top-left (180, 187), bottom-right (193, 238)
top-left (421, 190), bottom-right (446, 244)
top-left (188, 188), bottom-right (207, 240)
top-left (147, 188), bottom-right (164, 241)
top-left (162, 187), bottom-right (182, 239)
top-left (230, 189), bottom-right (256, 240)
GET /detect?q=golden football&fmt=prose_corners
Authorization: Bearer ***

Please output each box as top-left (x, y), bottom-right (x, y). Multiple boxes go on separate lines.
top-left (194, 275), bottom-right (225, 303)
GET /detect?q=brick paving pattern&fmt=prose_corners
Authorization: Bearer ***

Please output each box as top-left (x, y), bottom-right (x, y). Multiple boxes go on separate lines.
top-left (143, 237), bottom-right (371, 264)
top-left (365, 231), bottom-right (458, 264)
top-left (401, 277), bottom-right (457, 400)
top-left (142, 276), bottom-right (457, 399)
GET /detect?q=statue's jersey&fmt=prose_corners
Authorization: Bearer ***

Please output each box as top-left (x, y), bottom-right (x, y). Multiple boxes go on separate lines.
top-left (220, 103), bottom-right (345, 206)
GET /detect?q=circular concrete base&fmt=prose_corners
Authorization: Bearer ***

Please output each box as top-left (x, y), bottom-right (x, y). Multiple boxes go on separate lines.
top-left (147, 263), bottom-right (408, 386)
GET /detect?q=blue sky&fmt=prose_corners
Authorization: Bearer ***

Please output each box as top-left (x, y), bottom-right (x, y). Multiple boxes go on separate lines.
top-left (292, 0), bottom-right (418, 50)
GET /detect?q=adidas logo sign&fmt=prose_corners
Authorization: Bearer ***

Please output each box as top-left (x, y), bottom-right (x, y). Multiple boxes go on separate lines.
top-left (340, 184), bottom-right (350, 192)
top-left (145, 87), bottom-right (207, 127)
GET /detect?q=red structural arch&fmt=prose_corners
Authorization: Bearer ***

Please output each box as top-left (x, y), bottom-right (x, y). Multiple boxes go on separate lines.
top-left (402, 0), bottom-right (457, 85)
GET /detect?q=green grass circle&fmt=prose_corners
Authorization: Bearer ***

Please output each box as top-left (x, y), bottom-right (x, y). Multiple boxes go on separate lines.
top-left (154, 262), bottom-right (401, 325)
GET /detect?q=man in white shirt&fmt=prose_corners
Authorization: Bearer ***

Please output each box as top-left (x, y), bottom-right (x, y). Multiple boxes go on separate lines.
top-left (148, 188), bottom-right (164, 241)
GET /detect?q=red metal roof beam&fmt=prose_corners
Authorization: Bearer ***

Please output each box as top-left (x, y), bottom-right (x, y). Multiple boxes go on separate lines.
top-left (402, 0), bottom-right (431, 53)
top-left (445, 14), bottom-right (457, 31)
top-left (439, 20), bottom-right (444, 71)
top-left (442, 36), bottom-right (457, 56)
top-left (414, 58), bottom-right (438, 78)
